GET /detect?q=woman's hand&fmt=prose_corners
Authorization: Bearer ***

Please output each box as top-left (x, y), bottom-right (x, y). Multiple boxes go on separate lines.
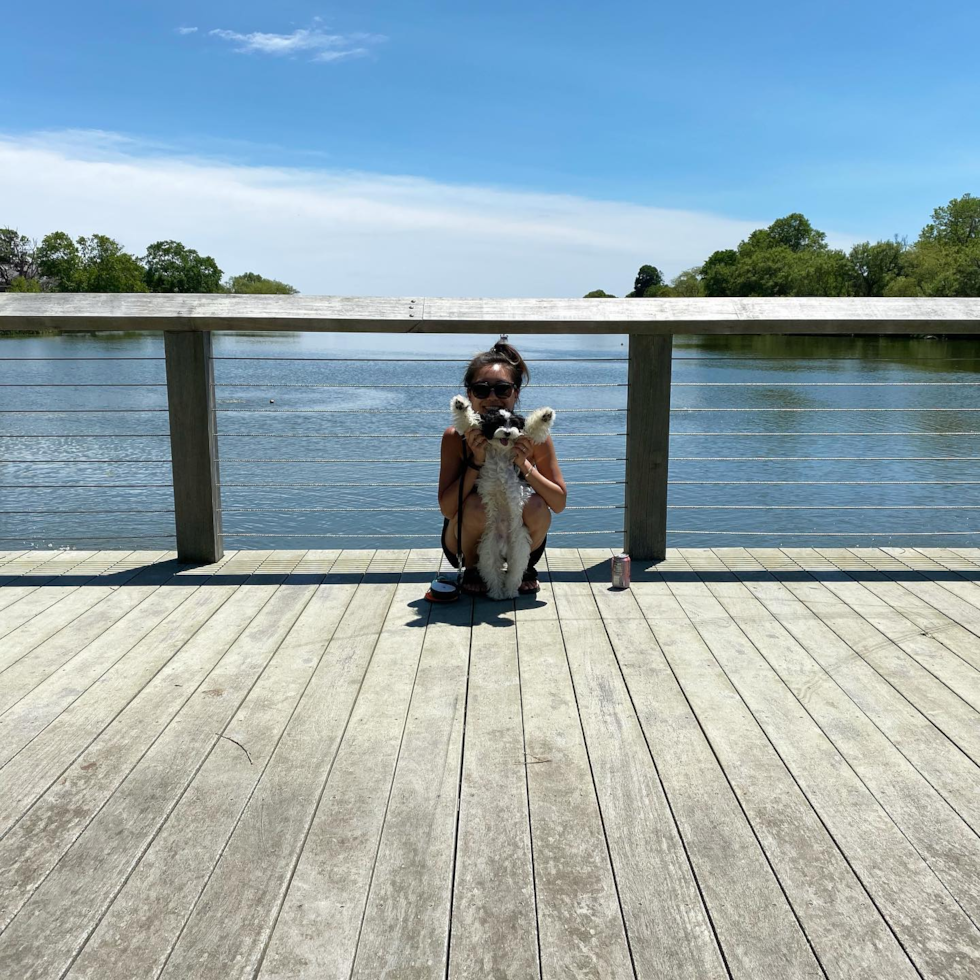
top-left (512, 435), bottom-right (534, 473)
top-left (464, 427), bottom-right (488, 464)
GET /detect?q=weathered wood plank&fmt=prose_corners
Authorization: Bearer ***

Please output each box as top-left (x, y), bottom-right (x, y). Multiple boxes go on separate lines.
top-left (0, 551), bottom-right (122, 635)
top-left (0, 554), bottom-right (236, 770)
top-left (0, 551), bottom-right (98, 614)
top-left (545, 548), bottom-right (603, 621)
top-left (515, 615), bottom-right (636, 979)
top-left (630, 566), bottom-right (919, 980)
top-left (578, 552), bottom-right (822, 979)
top-left (0, 552), bottom-right (162, 672)
top-left (161, 562), bottom-right (418, 980)
top-left (846, 549), bottom-right (980, 673)
top-left (66, 562), bottom-right (360, 980)
top-left (0, 568), bottom-right (293, 936)
top-left (0, 560), bottom-right (196, 717)
top-left (714, 547), bottom-right (980, 837)
top-left (350, 586), bottom-right (473, 979)
top-left (3, 293), bottom-right (980, 334)
top-left (697, 555), bottom-right (980, 929)
top-left (668, 563), bottom-right (980, 979)
top-left (808, 548), bottom-right (980, 707)
top-left (555, 562), bottom-right (728, 979)
top-left (0, 572), bottom-right (321, 979)
top-left (777, 548), bottom-right (980, 765)
top-left (446, 598), bottom-right (540, 979)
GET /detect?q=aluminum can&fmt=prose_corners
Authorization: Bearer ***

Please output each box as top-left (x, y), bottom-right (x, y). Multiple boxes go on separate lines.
top-left (611, 553), bottom-right (631, 589)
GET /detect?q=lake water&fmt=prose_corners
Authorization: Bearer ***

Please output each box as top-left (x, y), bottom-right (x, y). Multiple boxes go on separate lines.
top-left (1, 331), bottom-right (979, 552)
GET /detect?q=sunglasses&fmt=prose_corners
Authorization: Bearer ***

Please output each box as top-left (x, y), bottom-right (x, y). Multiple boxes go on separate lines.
top-left (468, 381), bottom-right (519, 398)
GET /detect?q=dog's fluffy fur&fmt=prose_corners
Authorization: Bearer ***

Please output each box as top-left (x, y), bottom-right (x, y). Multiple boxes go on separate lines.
top-left (451, 395), bottom-right (555, 599)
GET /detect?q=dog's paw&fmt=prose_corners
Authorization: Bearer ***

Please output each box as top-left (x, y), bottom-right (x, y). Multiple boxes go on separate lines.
top-left (524, 406), bottom-right (556, 443)
top-left (451, 395), bottom-right (469, 412)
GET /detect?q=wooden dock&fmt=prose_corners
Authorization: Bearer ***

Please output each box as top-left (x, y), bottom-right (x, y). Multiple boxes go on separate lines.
top-left (0, 546), bottom-right (979, 979)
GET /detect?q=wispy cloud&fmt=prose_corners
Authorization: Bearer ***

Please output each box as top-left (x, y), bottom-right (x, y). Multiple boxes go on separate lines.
top-left (175, 26), bottom-right (197, 35)
top-left (0, 129), bottom-right (785, 296)
top-left (207, 26), bottom-right (384, 63)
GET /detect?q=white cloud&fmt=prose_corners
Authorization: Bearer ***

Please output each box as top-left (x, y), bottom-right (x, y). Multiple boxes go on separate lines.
top-left (175, 26), bottom-right (198, 35)
top-left (207, 27), bottom-right (383, 62)
top-left (0, 129), bottom-right (785, 296)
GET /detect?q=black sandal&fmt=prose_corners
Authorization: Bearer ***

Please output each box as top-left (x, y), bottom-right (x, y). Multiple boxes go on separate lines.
top-left (460, 567), bottom-right (489, 595)
top-left (518, 566), bottom-right (540, 595)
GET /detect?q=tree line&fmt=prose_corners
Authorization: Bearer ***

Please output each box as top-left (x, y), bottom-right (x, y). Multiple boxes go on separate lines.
top-left (586, 193), bottom-right (980, 299)
top-left (0, 230), bottom-right (297, 295)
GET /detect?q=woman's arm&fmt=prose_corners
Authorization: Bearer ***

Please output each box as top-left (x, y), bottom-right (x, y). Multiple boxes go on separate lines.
top-left (438, 427), bottom-right (480, 519)
top-left (515, 435), bottom-right (567, 514)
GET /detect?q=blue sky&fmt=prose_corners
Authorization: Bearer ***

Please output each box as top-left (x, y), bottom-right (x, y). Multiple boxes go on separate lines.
top-left (3, 2), bottom-right (979, 295)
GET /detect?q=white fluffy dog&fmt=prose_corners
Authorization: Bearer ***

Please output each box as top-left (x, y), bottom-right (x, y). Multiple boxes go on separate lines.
top-left (451, 395), bottom-right (556, 600)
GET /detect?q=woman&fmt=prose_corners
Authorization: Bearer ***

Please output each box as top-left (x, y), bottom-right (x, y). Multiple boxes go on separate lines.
top-left (438, 340), bottom-right (567, 596)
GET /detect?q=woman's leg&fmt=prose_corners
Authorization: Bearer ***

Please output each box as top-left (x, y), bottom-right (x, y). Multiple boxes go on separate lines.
top-left (444, 495), bottom-right (488, 583)
top-left (520, 495), bottom-right (550, 593)
top-left (522, 494), bottom-right (551, 554)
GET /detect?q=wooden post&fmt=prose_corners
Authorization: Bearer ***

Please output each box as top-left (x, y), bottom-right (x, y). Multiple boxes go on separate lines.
top-left (625, 334), bottom-right (672, 561)
top-left (164, 331), bottom-right (223, 564)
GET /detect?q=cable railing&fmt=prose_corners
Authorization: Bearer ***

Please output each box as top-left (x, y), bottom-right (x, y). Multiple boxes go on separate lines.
top-left (1, 294), bottom-right (979, 559)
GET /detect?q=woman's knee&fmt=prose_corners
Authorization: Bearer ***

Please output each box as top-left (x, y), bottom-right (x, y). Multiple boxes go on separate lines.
top-left (523, 494), bottom-right (551, 532)
top-left (461, 494), bottom-right (486, 532)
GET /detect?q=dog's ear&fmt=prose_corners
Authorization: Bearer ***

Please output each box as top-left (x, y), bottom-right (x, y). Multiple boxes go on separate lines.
top-left (523, 407), bottom-right (556, 443)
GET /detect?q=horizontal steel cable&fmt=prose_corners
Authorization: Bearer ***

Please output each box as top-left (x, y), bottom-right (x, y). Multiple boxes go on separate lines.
top-left (671, 408), bottom-right (980, 412)
top-left (215, 456), bottom-right (623, 463)
top-left (3, 427), bottom-right (979, 435)
top-left (4, 407), bottom-right (975, 414)
top-left (215, 408), bottom-right (627, 414)
top-left (0, 383), bottom-right (168, 387)
top-left (220, 504), bottom-right (621, 513)
top-left (667, 480), bottom-right (980, 485)
top-left (209, 356), bottom-right (630, 362)
top-left (0, 409), bottom-right (170, 413)
top-left (221, 530), bottom-right (622, 538)
top-left (217, 479), bottom-right (623, 488)
top-left (0, 484), bottom-right (174, 488)
top-left (0, 356), bottom-right (164, 361)
top-left (666, 505), bottom-right (980, 510)
top-left (0, 509), bottom-right (175, 515)
top-left (5, 455), bottom-right (976, 463)
top-left (669, 529), bottom-right (980, 535)
top-left (670, 455), bottom-right (980, 461)
top-left (0, 534), bottom-right (176, 540)
top-left (212, 382), bottom-right (627, 388)
top-left (7, 355), bottom-right (977, 362)
top-left (0, 460), bottom-right (172, 464)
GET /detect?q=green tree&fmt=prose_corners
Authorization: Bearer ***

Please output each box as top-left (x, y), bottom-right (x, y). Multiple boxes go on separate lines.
top-left (36, 232), bottom-right (82, 290)
top-left (9, 275), bottom-right (42, 292)
top-left (899, 195), bottom-right (980, 296)
top-left (583, 288), bottom-right (615, 298)
top-left (0, 228), bottom-right (39, 289)
top-left (665, 267), bottom-right (705, 297)
top-left (627, 264), bottom-right (665, 297)
top-left (226, 271), bottom-right (298, 295)
top-left (920, 194), bottom-right (980, 246)
top-left (847, 240), bottom-right (906, 296)
top-left (144, 240), bottom-right (223, 293)
top-left (36, 232), bottom-right (146, 292)
top-left (701, 214), bottom-right (846, 296)
top-left (758, 213), bottom-right (827, 253)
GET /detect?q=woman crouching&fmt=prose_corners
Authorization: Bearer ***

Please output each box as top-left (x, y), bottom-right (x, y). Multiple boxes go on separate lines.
top-left (438, 340), bottom-right (567, 596)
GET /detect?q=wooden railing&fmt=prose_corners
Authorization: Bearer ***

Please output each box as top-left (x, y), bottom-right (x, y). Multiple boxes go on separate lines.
top-left (2, 294), bottom-right (978, 562)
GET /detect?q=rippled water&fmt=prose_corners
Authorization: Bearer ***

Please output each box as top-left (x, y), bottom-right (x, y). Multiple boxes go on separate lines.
top-left (1, 330), bottom-right (978, 551)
